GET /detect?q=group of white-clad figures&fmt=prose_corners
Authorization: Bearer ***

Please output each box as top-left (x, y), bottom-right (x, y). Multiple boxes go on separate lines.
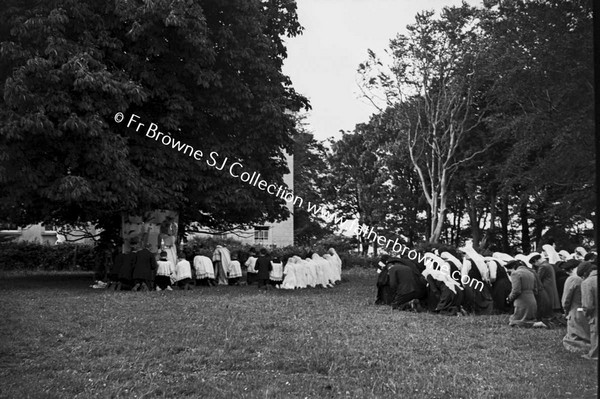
top-left (191, 245), bottom-right (343, 289)
top-left (375, 242), bottom-right (597, 360)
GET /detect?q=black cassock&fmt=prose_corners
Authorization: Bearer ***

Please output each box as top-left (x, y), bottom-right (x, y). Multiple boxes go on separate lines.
top-left (388, 260), bottom-right (427, 310)
top-left (375, 266), bottom-right (392, 305)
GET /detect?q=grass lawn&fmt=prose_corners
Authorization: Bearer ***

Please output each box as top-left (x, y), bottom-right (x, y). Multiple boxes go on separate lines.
top-left (0, 269), bottom-right (597, 399)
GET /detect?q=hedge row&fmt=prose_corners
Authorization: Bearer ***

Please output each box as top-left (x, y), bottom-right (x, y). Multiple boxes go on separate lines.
top-left (0, 238), bottom-right (377, 271)
top-left (0, 242), bottom-right (96, 271)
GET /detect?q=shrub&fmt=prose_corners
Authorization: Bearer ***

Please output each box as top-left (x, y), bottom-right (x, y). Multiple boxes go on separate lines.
top-left (0, 242), bottom-right (96, 271)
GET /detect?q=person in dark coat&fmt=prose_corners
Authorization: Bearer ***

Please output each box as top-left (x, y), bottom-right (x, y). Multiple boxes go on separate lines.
top-left (506, 260), bottom-right (537, 327)
top-left (255, 248), bottom-right (272, 290)
top-left (553, 261), bottom-right (570, 301)
top-left (132, 243), bottom-right (158, 291)
top-left (375, 255), bottom-right (391, 305)
top-left (491, 262), bottom-right (513, 314)
top-left (462, 260), bottom-right (494, 315)
top-left (523, 264), bottom-right (552, 320)
top-left (118, 247), bottom-right (136, 290)
top-left (531, 255), bottom-right (561, 312)
top-left (388, 258), bottom-right (427, 311)
top-left (108, 248), bottom-right (123, 290)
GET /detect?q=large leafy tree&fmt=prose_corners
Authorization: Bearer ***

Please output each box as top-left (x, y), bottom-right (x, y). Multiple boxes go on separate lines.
top-left (0, 0), bottom-right (308, 243)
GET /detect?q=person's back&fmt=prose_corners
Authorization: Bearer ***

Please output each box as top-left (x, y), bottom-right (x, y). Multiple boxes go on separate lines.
top-left (175, 257), bottom-right (193, 290)
top-left (581, 269), bottom-right (598, 359)
top-left (256, 253), bottom-right (272, 277)
top-left (539, 261), bottom-right (561, 310)
top-left (118, 251), bottom-right (135, 289)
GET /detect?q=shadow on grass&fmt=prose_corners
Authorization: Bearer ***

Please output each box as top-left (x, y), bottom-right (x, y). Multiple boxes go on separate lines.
top-left (0, 271), bottom-right (95, 290)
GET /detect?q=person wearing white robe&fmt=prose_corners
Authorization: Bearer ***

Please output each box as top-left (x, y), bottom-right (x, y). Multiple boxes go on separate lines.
top-left (229, 253), bottom-right (243, 285)
top-left (174, 256), bottom-right (193, 290)
top-left (327, 248), bottom-right (343, 283)
top-left (281, 257), bottom-right (299, 289)
top-left (212, 245), bottom-right (231, 285)
top-left (311, 253), bottom-right (332, 288)
top-left (323, 254), bottom-right (340, 286)
top-left (302, 256), bottom-right (318, 288)
top-left (193, 255), bottom-right (215, 286)
top-left (294, 256), bottom-right (309, 289)
top-left (269, 257), bottom-right (284, 287)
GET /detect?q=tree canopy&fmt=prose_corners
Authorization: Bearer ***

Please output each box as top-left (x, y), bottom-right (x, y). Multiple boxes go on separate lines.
top-left (347, 0), bottom-right (594, 250)
top-left (0, 0), bottom-right (309, 243)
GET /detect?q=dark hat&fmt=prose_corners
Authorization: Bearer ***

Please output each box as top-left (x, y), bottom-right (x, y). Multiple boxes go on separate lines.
top-left (386, 257), bottom-right (404, 265)
top-left (559, 259), bottom-right (580, 271)
top-left (577, 261), bottom-right (596, 278)
top-left (505, 260), bottom-right (525, 270)
top-left (529, 254), bottom-right (542, 265)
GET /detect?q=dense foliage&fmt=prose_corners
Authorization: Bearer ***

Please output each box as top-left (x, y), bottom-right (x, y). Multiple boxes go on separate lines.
top-left (0, 0), bottom-right (308, 244)
top-left (327, 0), bottom-right (594, 252)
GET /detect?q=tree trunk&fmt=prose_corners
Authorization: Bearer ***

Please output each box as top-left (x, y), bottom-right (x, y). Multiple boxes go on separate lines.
top-left (500, 196), bottom-right (510, 252)
top-left (520, 202), bottom-right (531, 253)
top-left (468, 198), bottom-right (481, 250)
top-left (531, 201), bottom-right (546, 250)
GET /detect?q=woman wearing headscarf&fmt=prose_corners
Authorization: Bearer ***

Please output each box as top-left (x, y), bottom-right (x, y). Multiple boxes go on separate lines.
top-left (506, 260), bottom-right (538, 327)
top-left (560, 259), bottom-right (590, 353)
top-left (281, 256), bottom-right (298, 290)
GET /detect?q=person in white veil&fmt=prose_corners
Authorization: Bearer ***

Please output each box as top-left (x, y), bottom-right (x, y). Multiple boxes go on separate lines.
top-left (281, 256), bottom-right (298, 289)
top-left (327, 248), bottom-right (342, 283)
top-left (294, 256), bottom-right (309, 289)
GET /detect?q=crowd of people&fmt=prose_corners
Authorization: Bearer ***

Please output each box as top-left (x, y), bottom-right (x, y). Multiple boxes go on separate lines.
top-left (92, 240), bottom-right (343, 292)
top-left (374, 242), bottom-right (598, 360)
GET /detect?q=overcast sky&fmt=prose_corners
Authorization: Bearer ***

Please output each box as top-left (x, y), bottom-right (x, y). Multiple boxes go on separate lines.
top-left (283, 0), bottom-right (482, 142)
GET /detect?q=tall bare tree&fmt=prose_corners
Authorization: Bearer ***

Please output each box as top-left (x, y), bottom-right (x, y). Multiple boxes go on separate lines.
top-left (359, 5), bottom-right (491, 243)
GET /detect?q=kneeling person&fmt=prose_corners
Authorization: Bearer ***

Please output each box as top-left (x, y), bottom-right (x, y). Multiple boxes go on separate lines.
top-left (155, 251), bottom-right (174, 291)
top-left (175, 255), bottom-right (193, 290)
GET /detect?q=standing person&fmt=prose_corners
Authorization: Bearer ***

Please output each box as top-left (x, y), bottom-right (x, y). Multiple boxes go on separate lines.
top-left (155, 251), bottom-right (174, 291)
top-left (269, 256), bottom-right (284, 288)
top-left (212, 245), bottom-right (231, 285)
top-left (506, 260), bottom-right (538, 328)
top-left (174, 254), bottom-right (193, 290)
top-left (245, 249), bottom-right (258, 286)
top-left (255, 248), bottom-right (272, 290)
top-left (560, 260), bottom-right (590, 352)
top-left (132, 243), bottom-right (158, 292)
top-left (229, 253), bottom-right (242, 286)
top-left (579, 262), bottom-right (598, 360)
